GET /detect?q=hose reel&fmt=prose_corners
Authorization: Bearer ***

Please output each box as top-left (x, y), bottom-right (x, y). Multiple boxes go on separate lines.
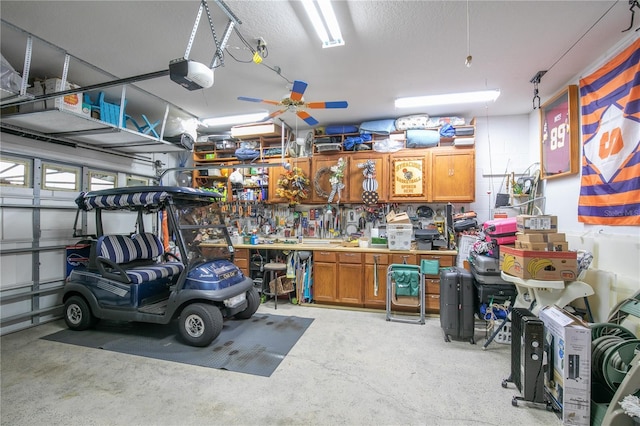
top-left (590, 323), bottom-right (640, 395)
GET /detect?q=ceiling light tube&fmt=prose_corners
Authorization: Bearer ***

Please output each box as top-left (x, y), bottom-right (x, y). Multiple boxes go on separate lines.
top-left (302, 0), bottom-right (344, 48)
top-left (395, 89), bottom-right (500, 108)
top-left (201, 112), bottom-right (269, 127)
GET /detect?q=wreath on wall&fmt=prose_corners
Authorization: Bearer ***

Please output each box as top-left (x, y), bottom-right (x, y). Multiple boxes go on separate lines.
top-left (313, 157), bottom-right (346, 203)
top-left (276, 166), bottom-right (310, 205)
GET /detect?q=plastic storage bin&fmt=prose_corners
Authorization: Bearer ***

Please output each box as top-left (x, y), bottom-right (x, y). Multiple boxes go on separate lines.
top-left (387, 223), bottom-right (413, 250)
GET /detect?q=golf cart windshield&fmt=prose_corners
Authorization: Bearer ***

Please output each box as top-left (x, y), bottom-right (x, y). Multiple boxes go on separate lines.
top-left (177, 205), bottom-right (234, 262)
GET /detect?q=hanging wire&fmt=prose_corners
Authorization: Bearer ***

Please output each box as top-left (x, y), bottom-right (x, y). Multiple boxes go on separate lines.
top-left (545, 1), bottom-right (618, 73)
top-left (465, 0), bottom-right (472, 67)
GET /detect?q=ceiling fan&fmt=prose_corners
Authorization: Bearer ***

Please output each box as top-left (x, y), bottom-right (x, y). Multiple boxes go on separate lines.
top-left (237, 80), bottom-right (348, 126)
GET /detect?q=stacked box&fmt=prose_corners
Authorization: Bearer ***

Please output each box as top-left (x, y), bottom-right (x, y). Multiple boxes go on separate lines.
top-left (43, 78), bottom-right (89, 116)
top-left (539, 306), bottom-right (591, 425)
top-left (514, 232), bottom-right (568, 251)
top-left (516, 214), bottom-right (558, 234)
top-left (500, 245), bottom-right (577, 280)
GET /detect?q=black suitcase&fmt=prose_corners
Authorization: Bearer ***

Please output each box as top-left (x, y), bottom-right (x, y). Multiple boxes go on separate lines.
top-left (472, 277), bottom-right (517, 304)
top-left (440, 267), bottom-right (476, 344)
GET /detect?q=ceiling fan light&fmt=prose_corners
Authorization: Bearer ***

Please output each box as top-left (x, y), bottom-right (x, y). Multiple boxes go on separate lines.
top-left (202, 112), bottom-right (269, 127)
top-left (395, 89), bottom-right (500, 108)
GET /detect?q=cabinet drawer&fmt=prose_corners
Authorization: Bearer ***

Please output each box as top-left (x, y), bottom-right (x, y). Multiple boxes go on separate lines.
top-left (314, 251), bottom-right (337, 262)
top-left (365, 253), bottom-right (389, 264)
top-left (390, 253), bottom-right (417, 265)
top-left (425, 277), bottom-right (440, 294)
top-left (338, 252), bottom-right (363, 264)
top-left (421, 254), bottom-right (454, 267)
top-left (425, 294), bottom-right (440, 311)
top-left (234, 248), bottom-right (250, 260)
top-left (234, 258), bottom-right (249, 269)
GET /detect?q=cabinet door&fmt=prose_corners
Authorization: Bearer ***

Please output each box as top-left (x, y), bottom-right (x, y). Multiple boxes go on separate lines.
top-left (336, 263), bottom-right (364, 305)
top-left (267, 158), bottom-right (311, 204)
top-left (310, 155), bottom-right (348, 204)
top-left (431, 148), bottom-right (475, 202)
top-left (364, 253), bottom-right (389, 309)
top-left (346, 154), bottom-right (388, 203)
top-left (312, 261), bottom-right (337, 303)
top-left (388, 152), bottom-right (430, 202)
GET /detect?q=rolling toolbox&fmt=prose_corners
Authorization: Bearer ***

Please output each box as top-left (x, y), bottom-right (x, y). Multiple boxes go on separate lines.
top-left (440, 266), bottom-right (476, 344)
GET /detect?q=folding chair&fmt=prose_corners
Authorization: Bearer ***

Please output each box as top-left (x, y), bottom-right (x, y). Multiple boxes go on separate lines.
top-left (125, 114), bottom-right (160, 138)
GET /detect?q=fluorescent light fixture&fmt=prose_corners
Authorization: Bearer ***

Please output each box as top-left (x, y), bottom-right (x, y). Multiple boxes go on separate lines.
top-left (395, 89), bottom-right (501, 108)
top-left (201, 112), bottom-right (268, 127)
top-left (302, 0), bottom-right (344, 48)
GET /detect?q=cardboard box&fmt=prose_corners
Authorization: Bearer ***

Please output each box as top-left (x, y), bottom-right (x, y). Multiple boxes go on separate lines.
top-left (516, 232), bottom-right (566, 243)
top-left (515, 241), bottom-right (569, 252)
top-left (386, 211), bottom-right (411, 224)
top-left (516, 215), bottom-right (558, 233)
top-left (500, 246), bottom-right (577, 280)
top-left (539, 306), bottom-right (591, 425)
top-left (43, 78), bottom-right (88, 116)
top-left (20, 80), bottom-right (46, 113)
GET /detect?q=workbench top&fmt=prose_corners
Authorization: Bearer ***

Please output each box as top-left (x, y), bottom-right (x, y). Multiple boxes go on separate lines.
top-left (229, 242), bottom-right (457, 256)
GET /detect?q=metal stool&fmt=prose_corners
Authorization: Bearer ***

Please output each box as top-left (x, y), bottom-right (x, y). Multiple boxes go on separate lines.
top-left (263, 262), bottom-right (288, 309)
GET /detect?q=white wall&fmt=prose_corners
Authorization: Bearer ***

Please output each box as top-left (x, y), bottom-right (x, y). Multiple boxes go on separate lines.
top-left (470, 34), bottom-right (640, 327)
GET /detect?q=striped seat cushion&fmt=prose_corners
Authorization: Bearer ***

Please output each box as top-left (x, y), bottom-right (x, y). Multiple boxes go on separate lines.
top-left (125, 263), bottom-right (184, 284)
top-left (96, 234), bottom-right (184, 283)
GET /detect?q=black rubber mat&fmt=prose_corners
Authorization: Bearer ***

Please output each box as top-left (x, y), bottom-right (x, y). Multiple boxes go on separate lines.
top-left (42, 314), bottom-right (313, 377)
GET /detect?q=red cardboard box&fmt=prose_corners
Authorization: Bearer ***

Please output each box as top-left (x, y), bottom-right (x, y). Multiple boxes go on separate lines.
top-left (500, 246), bottom-right (577, 280)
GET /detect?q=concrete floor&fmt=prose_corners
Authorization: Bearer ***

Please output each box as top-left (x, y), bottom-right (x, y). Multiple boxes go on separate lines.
top-left (1, 303), bottom-right (561, 426)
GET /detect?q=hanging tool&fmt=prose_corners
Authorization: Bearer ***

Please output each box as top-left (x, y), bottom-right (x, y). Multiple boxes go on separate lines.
top-left (622, 0), bottom-right (640, 32)
top-left (373, 255), bottom-right (380, 297)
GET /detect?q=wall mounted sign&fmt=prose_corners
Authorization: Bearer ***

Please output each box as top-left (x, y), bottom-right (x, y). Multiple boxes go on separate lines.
top-left (539, 85), bottom-right (580, 179)
top-left (391, 157), bottom-right (425, 197)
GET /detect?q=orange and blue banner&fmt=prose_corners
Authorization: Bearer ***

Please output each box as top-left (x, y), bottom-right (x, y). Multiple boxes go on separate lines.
top-left (578, 38), bottom-right (640, 225)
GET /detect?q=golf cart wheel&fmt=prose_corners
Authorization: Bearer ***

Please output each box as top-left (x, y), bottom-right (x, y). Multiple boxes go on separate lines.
top-left (235, 287), bottom-right (260, 320)
top-left (64, 296), bottom-right (97, 330)
top-left (179, 303), bottom-right (223, 347)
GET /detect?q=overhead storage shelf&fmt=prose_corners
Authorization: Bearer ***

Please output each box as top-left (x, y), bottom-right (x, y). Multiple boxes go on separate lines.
top-left (1, 109), bottom-right (186, 154)
top-left (0, 19), bottom-right (198, 156)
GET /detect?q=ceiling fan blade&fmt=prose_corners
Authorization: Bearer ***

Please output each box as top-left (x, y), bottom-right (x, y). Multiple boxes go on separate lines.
top-left (296, 110), bottom-right (319, 126)
top-left (237, 96), bottom-right (281, 106)
top-left (267, 109), bottom-right (287, 120)
top-left (290, 80), bottom-right (308, 102)
top-left (306, 101), bottom-right (349, 109)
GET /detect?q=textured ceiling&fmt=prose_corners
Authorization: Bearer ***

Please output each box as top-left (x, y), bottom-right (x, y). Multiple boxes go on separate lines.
top-left (1, 1), bottom-right (637, 134)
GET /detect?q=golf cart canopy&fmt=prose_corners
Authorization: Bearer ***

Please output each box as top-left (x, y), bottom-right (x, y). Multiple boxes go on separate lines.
top-left (75, 186), bottom-right (222, 212)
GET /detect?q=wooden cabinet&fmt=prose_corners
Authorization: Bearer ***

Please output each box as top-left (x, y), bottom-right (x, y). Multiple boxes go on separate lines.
top-left (310, 155), bottom-right (349, 204)
top-left (388, 151), bottom-right (430, 202)
top-left (346, 153), bottom-right (388, 203)
top-left (419, 253), bottom-right (455, 313)
top-left (336, 252), bottom-right (363, 306)
top-left (234, 248), bottom-right (250, 277)
top-left (311, 250), bottom-right (337, 303)
top-left (431, 148), bottom-right (475, 202)
top-left (267, 158), bottom-right (311, 204)
top-left (364, 253), bottom-right (388, 309)
top-left (312, 250), bottom-right (364, 306)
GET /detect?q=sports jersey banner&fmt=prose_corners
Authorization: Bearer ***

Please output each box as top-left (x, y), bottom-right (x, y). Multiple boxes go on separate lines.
top-left (578, 38), bottom-right (640, 226)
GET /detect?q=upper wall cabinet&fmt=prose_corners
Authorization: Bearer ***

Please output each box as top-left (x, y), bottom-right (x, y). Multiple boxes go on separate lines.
top-left (0, 20), bottom-right (197, 155)
top-left (430, 147), bottom-right (475, 202)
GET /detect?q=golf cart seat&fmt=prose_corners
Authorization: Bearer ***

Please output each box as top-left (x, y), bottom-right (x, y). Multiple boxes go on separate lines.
top-left (96, 233), bottom-right (184, 284)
